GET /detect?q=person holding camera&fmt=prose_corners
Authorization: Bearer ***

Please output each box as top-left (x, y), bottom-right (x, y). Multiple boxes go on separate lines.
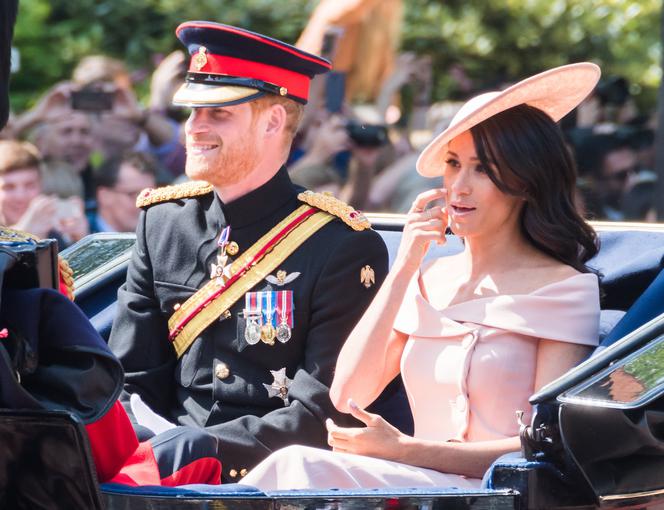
top-left (289, 106), bottom-right (390, 210)
top-left (0, 139), bottom-right (88, 247)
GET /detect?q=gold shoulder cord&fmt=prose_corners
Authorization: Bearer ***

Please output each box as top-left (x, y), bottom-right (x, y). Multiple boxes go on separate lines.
top-left (136, 181), bottom-right (214, 208)
top-left (297, 191), bottom-right (371, 231)
top-left (58, 257), bottom-right (75, 301)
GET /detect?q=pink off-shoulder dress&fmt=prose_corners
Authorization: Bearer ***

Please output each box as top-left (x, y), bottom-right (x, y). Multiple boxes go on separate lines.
top-left (241, 271), bottom-right (600, 490)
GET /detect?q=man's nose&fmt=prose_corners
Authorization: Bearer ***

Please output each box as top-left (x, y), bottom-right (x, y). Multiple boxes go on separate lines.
top-left (186, 109), bottom-right (209, 134)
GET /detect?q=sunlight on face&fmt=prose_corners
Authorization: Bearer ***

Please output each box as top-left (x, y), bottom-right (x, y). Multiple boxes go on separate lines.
top-left (0, 168), bottom-right (42, 224)
top-left (443, 131), bottom-right (523, 239)
top-left (184, 103), bottom-right (262, 187)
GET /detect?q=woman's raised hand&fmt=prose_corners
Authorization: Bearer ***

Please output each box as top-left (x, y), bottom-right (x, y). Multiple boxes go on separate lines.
top-left (394, 188), bottom-right (448, 273)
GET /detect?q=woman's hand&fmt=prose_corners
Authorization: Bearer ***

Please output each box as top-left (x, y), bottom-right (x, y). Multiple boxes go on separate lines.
top-left (326, 399), bottom-right (408, 462)
top-left (393, 188), bottom-right (448, 273)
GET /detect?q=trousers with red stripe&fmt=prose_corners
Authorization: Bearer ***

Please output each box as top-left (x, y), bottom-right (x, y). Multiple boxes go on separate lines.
top-left (86, 400), bottom-right (221, 486)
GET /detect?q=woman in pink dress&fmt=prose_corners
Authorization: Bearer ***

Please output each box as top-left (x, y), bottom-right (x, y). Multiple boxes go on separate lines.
top-left (241, 63), bottom-right (602, 490)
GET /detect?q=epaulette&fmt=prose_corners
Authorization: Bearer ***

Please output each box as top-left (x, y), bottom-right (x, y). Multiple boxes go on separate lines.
top-left (136, 181), bottom-right (214, 208)
top-left (0, 227), bottom-right (38, 244)
top-left (297, 190), bottom-right (371, 231)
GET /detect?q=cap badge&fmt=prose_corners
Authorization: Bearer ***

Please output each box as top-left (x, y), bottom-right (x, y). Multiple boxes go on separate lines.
top-left (263, 367), bottom-right (293, 406)
top-left (193, 46), bottom-right (208, 71)
top-left (279, 86), bottom-right (288, 96)
top-left (360, 265), bottom-right (375, 289)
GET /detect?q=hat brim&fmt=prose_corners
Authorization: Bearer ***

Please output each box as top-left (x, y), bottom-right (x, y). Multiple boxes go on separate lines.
top-left (172, 82), bottom-right (265, 108)
top-left (416, 62), bottom-right (601, 177)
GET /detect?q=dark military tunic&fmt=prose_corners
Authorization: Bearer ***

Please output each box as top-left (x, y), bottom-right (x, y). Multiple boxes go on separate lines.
top-left (109, 167), bottom-right (388, 481)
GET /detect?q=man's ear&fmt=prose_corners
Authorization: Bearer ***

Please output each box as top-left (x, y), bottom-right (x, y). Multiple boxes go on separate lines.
top-left (263, 103), bottom-right (287, 139)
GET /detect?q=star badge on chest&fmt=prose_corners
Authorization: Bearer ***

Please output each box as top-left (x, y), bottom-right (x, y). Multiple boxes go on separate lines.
top-left (263, 367), bottom-right (293, 406)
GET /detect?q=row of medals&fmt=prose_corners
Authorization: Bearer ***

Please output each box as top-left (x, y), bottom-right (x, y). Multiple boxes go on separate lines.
top-left (244, 311), bottom-right (291, 346)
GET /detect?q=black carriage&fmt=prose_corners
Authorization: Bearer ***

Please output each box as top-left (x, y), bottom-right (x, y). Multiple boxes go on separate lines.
top-left (2, 216), bottom-right (664, 509)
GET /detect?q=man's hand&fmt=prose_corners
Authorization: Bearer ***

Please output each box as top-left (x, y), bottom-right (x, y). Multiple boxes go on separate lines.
top-left (326, 399), bottom-right (406, 462)
top-left (307, 114), bottom-right (351, 163)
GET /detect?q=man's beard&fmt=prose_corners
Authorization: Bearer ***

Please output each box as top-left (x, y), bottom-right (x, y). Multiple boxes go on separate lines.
top-left (185, 134), bottom-right (260, 187)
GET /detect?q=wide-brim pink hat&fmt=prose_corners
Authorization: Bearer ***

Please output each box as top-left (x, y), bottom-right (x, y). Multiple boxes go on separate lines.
top-left (416, 62), bottom-right (601, 177)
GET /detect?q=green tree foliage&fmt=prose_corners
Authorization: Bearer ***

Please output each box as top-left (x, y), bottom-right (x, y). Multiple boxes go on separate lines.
top-left (402, 0), bottom-right (661, 109)
top-left (10, 0), bottom-right (661, 112)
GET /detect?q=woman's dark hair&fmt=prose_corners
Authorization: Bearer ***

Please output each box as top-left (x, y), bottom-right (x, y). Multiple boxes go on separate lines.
top-left (470, 103), bottom-right (598, 272)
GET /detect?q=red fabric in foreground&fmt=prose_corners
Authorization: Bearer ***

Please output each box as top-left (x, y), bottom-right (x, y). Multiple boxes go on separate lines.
top-left (85, 401), bottom-right (139, 482)
top-left (108, 440), bottom-right (161, 486)
top-left (160, 456), bottom-right (222, 487)
top-left (85, 401), bottom-right (222, 486)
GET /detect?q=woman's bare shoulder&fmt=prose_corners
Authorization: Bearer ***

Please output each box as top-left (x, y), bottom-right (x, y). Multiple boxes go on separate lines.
top-left (513, 260), bottom-right (588, 294)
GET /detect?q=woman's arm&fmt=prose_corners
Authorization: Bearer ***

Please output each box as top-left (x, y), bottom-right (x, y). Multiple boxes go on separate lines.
top-left (330, 188), bottom-right (447, 412)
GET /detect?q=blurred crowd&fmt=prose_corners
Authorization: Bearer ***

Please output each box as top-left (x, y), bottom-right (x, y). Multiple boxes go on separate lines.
top-left (0, 31), bottom-right (659, 248)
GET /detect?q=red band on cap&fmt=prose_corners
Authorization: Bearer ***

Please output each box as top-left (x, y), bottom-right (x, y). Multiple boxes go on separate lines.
top-left (189, 53), bottom-right (310, 101)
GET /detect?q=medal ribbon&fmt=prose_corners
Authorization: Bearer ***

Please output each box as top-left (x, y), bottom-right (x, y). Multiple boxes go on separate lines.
top-left (245, 292), bottom-right (261, 320)
top-left (275, 291), bottom-right (294, 327)
top-left (262, 291), bottom-right (275, 327)
top-left (218, 226), bottom-right (231, 250)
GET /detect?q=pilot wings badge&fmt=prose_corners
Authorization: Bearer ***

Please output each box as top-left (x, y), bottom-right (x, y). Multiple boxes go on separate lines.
top-left (266, 270), bottom-right (300, 287)
top-left (360, 265), bottom-right (375, 289)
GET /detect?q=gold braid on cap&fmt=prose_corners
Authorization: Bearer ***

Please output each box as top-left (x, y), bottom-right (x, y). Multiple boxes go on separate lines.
top-left (58, 256), bottom-right (75, 301)
top-left (297, 191), bottom-right (371, 231)
top-left (136, 181), bottom-right (214, 208)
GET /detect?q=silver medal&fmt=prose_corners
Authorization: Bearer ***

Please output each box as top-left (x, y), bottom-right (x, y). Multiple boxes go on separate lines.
top-left (276, 321), bottom-right (291, 343)
top-left (244, 316), bottom-right (262, 345)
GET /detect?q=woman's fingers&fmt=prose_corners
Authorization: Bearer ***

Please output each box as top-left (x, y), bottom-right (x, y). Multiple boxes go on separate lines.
top-left (409, 188), bottom-right (446, 214)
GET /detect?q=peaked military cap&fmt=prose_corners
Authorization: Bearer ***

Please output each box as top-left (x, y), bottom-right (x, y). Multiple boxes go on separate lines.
top-left (173, 21), bottom-right (331, 108)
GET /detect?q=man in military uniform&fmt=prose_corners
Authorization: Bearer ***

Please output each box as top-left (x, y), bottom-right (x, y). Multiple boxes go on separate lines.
top-left (109, 22), bottom-right (388, 482)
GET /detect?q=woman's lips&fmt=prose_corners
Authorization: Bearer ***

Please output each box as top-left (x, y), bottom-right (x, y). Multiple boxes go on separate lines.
top-left (450, 205), bottom-right (476, 218)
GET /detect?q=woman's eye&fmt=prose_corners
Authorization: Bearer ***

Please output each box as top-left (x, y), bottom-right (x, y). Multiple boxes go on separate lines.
top-left (444, 158), bottom-right (460, 168)
top-left (474, 164), bottom-right (487, 174)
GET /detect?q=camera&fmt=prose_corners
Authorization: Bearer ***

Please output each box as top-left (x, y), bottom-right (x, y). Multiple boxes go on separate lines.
top-left (0, 233), bottom-right (58, 292)
top-left (346, 121), bottom-right (388, 147)
top-left (70, 87), bottom-right (114, 112)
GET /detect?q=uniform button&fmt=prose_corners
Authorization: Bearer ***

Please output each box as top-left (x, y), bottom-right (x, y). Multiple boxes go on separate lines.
top-left (456, 395), bottom-right (467, 412)
top-left (240, 468), bottom-right (248, 477)
top-left (229, 469), bottom-right (238, 478)
top-left (173, 303), bottom-right (181, 311)
top-left (215, 362), bottom-right (230, 380)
